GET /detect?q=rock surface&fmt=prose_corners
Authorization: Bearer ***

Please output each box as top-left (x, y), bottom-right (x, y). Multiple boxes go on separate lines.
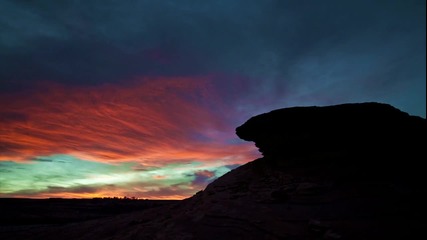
top-left (1, 102), bottom-right (426, 240)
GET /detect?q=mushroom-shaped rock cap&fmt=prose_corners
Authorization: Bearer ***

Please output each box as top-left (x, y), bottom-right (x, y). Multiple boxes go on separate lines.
top-left (236, 102), bottom-right (425, 156)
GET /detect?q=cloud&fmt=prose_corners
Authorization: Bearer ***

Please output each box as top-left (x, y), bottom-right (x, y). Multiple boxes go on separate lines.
top-left (0, 0), bottom-right (424, 118)
top-left (46, 185), bottom-right (99, 194)
top-left (0, 184), bottom-right (116, 199)
top-left (191, 170), bottom-right (217, 186)
top-left (0, 77), bottom-right (258, 164)
top-left (0, 179), bottom-right (196, 200)
top-left (0, 154), bottom-right (243, 199)
top-left (30, 157), bottom-right (54, 163)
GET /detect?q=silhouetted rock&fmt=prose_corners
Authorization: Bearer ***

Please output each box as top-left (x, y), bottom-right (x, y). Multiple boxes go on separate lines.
top-left (236, 102), bottom-right (425, 157)
top-left (2, 103), bottom-right (425, 240)
top-left (236, 102), bottom-right (426, 182)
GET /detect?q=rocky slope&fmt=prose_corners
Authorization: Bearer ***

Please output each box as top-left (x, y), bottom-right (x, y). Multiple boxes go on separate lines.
top-left (1, 102), bottom-right (425, 240)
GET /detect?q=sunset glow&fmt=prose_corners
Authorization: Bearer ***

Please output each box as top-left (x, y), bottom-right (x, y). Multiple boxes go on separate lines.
top-left (0, 77), bottom-right (259, 199)
top-left (0, 0), bottom-right (424, 199)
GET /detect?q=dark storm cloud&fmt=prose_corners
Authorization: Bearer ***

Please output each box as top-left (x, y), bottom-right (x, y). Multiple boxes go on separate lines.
top-left (0, 0), bottom-right (425, 116)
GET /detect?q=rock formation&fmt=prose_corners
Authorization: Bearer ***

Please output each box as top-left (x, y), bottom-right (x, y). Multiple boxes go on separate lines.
top-left (1, 102), bottom-right (425, 240)
top-left (235, 102), bottom-right (426, 182)
top-left (236, 102), bottom-right (425, 156)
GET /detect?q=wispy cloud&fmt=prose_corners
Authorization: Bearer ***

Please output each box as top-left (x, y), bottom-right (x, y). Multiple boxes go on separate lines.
top-left (0, 77), bottom-right (258, 164)
top-left (0, 76), bottom-right (259, 199)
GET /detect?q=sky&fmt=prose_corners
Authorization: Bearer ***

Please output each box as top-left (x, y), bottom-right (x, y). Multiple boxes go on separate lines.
top-left (0, 0), bottom-right (425, 199)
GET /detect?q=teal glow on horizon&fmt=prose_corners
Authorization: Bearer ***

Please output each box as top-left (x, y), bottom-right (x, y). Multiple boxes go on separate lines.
top-left (0, 155), bottom-right (237, 199)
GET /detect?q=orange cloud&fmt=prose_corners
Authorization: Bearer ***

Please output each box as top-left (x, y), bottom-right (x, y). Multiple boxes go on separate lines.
top-left (0, 76), bottom-right (258, 165)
